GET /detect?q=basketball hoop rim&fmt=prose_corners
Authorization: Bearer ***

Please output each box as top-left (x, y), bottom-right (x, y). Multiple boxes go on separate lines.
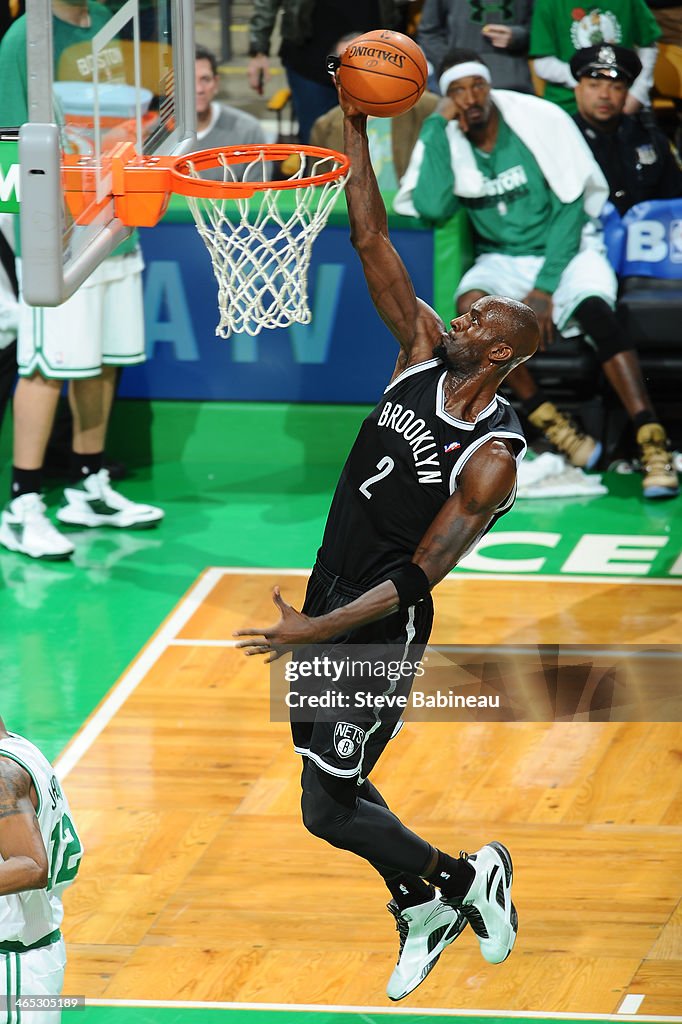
top-left (169, 143), bottom-right (351, 198)
top-left (62, 142), bottom-right (351, 228)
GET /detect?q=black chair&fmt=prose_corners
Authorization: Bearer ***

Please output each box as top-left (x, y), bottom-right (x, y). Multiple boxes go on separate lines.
top-left (618, 276), bottom-right (682, 439)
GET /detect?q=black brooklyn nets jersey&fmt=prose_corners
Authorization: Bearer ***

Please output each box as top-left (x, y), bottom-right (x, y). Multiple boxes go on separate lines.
top-left (318, 359), bottom-right (526, 588)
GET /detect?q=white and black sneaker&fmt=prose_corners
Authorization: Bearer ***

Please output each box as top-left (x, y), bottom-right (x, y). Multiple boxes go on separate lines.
top-left (0, 493), bottom-right (75, 560)
top-left (386, 890), bottom-right (467, 1001)
top-left (57, 469), bottom-right (164, 529)
top-left (441, 842), bottom-right (517, 964)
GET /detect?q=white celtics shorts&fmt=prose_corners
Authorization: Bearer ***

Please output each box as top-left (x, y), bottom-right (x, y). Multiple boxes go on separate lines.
top-left (18, 251), bottom-right (146, 379)
top-left (0, 936), bottom-right (66, 1024)
top-left (456, 223), bottom-right (618, 337)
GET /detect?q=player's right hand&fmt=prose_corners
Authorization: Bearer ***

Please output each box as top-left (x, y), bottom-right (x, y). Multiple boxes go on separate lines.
top-left (234, 587), bottom-right (321, 661)
top-left (482, 25), bottom-right (513, 49)
top-left (436, 95), bottom-right (459, 125)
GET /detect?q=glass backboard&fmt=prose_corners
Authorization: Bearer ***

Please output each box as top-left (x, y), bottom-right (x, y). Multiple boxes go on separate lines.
top-left (17, 0), bottom-right (195, 306)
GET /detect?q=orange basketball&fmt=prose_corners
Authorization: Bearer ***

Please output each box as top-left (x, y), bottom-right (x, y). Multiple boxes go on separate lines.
top-left (337, 30), bottom-right (428, 118)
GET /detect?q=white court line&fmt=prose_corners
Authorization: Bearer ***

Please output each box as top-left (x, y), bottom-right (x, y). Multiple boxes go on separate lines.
top-left (619, 997), bottom-right (646, 1015)
top-left (169, 639), bottom-right (240, 647)
top-left (54, 564), bottom-right (682, 779)
top-left (216, 568), bottom-right (681, 586)
top-left (169, 639), bottom-right (680, 658)
top-left (85, 998), bottom-right (679, 1021)
top-left (54, 568), bottom-right (226, 781)
top-left (450, 573), bottom-right (680, 586)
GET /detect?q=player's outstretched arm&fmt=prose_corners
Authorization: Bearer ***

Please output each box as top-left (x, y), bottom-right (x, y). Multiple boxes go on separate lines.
top-left (0, 757), bottom-right (48, 895)
top-left (341, 90), bottom-right (442, 363)
top-left (235, 441), bottom-right (517, 657)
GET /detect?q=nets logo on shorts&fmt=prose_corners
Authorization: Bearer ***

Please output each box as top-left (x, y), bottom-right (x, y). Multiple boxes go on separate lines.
top-left (334, 722), bottom-right (365, 759)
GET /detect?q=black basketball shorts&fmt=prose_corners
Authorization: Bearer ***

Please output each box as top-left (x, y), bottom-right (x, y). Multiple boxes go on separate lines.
top-left (289, 559), bottom-right (434, 783)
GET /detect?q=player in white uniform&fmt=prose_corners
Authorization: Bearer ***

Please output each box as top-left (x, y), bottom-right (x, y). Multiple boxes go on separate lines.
top-left (0, 719), bottom-right (83, 1023)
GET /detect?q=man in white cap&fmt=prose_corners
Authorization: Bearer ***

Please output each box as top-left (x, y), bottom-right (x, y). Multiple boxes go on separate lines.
top-left (571, 44), bottom-right (682, 214)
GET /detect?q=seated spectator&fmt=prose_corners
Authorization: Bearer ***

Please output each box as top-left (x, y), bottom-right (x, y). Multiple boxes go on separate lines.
top-left (572, 44), bottom-right (682, 213)
top-left (310, 33), bottom-right (439, 190)
top-left (192, 45), bottom-right (270, 182)
top-left (418, 0), bottom-right (534, 94)
top-left (530, 0), bottom-right (661, 114)
top-left (394, 49), bottom-right (679, 499)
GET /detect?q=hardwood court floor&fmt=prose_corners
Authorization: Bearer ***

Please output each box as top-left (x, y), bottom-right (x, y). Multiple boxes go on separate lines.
top-left (61, 570), bottom-right (682, 1015)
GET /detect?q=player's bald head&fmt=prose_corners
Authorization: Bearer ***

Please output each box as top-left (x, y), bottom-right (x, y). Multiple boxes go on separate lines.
top-left (479, 295), bottom-right (539, 366)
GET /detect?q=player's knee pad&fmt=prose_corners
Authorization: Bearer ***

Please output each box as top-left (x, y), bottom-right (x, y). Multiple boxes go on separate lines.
top-left (300, 762), bottom-right (358, 845)
top-left (573, 296), bottom-right (631, 362)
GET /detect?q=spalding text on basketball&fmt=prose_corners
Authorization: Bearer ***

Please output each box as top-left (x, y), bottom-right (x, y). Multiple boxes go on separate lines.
top-left (347, 45), bottom-right (405, 68)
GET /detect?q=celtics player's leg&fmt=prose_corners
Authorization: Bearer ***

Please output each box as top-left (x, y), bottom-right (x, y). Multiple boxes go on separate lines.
top-left (66, 366), bottom-right (116, 481)
top-left (0, 373), bottom-right (76, 559)
top-left (56, 254), bottom-right (165, 525)
top-left (13, 373), bottom-right (62, 474)
top-left (1, 937), bottom-right (67, 1024)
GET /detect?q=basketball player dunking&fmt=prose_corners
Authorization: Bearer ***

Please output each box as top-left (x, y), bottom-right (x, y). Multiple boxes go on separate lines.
top-left (236, 82), bottom-right (539, 1000)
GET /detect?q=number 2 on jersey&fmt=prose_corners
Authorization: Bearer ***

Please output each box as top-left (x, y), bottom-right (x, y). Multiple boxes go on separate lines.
top-left (359, 456), bottom-right (395, 499)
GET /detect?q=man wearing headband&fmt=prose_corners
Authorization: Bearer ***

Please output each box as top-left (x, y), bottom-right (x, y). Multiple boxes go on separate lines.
top-left (395, 49), bottom-right (678, 499)
top-left (572, 45), bottom-right (682, 215)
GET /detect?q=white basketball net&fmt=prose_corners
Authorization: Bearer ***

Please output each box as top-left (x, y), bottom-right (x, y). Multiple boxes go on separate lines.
top-left (183, 151), bottom-right (350, 338)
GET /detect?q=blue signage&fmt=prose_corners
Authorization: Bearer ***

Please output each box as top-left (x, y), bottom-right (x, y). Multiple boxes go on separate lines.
top-left (119, 221), bottom-right (435, 402)
top-left (601, 197), bottom-right (682, 280)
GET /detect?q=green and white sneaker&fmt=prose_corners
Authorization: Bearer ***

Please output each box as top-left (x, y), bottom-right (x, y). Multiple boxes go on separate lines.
top-left (386, 890), bottom-right (467, 1000)
top-left (0, 493), bottom-right (74, 560)
top-left (57, 469), bottom-right (164, 529)
top-left (441, 842), bottom-right (518, 964)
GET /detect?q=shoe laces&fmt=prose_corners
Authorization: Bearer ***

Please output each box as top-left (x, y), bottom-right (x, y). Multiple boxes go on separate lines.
top-left (448, 852), bottom-right (490, 938)
top-left (387, 902), bottom-right (410, 959)
top-left (539, 410), bottom-right (591, 461)
top-left (13, 492), bottom-right (47, 517)
top-left (13, 492), bottom-right (52, 529)
top-left (21, 497), bottom-right (62, 539)
top-left (637, 430), bottom-right (673, 474)
top-left (85, 468), bottom-right (130, 508)
top-left (89, 468), bottom-right (114, 496)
